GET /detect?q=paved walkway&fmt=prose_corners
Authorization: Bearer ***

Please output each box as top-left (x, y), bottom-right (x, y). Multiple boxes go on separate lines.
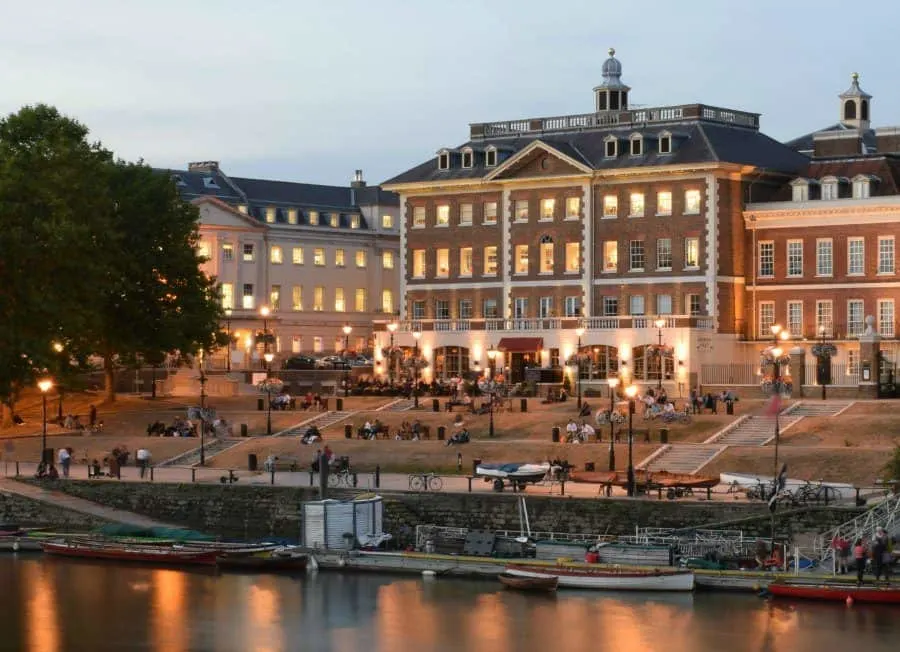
top-left (0, 476), bottom-right (179, 528)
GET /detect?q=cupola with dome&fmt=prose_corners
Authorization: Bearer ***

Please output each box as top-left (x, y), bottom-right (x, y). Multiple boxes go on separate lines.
top-left (593, 47), bottom-right (630, 112)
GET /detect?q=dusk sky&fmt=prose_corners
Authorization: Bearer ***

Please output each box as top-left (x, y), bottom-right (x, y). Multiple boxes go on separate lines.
top-left (2, 0), bottom-right (896, 186)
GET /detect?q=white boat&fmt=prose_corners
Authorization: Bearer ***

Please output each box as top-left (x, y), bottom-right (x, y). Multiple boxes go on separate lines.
top-left (504, 563), bottom-right (695, 592)
top-left (475, 462), bottom-right (550, 482)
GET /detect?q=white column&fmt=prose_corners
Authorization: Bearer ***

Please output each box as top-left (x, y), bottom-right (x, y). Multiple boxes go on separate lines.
top-left (581, 180), bottom-right (593, 318)
top-left (399, 193), bottom-right (408, 321)
top-left (704, 174), bottom-right (719, 330)
top-left (501, 187), bottom-right (512, 319)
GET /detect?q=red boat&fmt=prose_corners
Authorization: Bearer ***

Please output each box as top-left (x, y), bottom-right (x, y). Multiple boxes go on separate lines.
top-left (768, 581), bottom-right (900, 604)
top-left (41, 541), bottom-right (219, 566)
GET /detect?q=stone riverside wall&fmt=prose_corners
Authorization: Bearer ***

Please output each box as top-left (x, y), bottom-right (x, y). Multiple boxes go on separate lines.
top-left (21, 480), bottom-right (867, 542)
top-left (0, 490), bottom-right (111, 531)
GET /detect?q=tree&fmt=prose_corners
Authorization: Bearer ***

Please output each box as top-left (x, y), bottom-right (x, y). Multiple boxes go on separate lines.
top-left (86, 160), bottom-right (223, 402)
top-left (0, 105), bottom-right (112, 425)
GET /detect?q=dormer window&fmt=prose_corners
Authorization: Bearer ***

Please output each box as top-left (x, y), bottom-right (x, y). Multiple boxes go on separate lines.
top-left (629, 134), bottom-right (643, 156)
top-left (202, 177), bottom-right (220, 189)
top-left (658, 132), bottom-right (672, 155)
top-left (461, 148), bottom-right (473, 169)
top-left (438, 150), bottom-right (450, 170)
top-left (173, 174), bottom-right (187, 187)
top-left (287, 208), bottom-right (298, 225)
top-left (852, 174), bottom-right (878, 199)
top-left (604, 136), bottom-right (618, 158)
top-left (820, 176), bottom-right (839, 201)
top-left (265, 207), bottom-right (277, 224)
top-left (485, 147), bottom-right (498, 167)
top-left (791, 178), bottom-right (811, 202)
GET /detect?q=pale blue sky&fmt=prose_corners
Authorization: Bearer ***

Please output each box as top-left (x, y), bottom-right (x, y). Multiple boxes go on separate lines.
top-left (0, 0), bottom-right (896, 185)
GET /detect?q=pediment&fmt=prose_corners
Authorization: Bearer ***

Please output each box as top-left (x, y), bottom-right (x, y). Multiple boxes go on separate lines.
top-left (194, 197), bottom-right (264, 229)
top-left (486, 141), bottom-right (592, 181)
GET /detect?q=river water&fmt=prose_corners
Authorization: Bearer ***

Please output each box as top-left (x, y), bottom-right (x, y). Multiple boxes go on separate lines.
top-left (0, 556), bottom-right (896, 652)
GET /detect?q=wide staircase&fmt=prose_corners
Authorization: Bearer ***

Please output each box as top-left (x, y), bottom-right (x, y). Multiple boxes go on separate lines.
top-left (157, 438), bottom-right (245, 468)
top-left (276, 410), bottom-right (357, 437)
top-left (814, 492), bottom-right (900, 566)
top-left (376, 399), bottom-right (415, 412)
top-left (641, 445), bottom-right (726, 474)
top-left (714, 415), bottom-right (802, 446)
top-left (785, 400), bottom-right (854, 418)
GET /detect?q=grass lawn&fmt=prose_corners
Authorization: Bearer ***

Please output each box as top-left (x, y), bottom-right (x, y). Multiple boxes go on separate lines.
top-left (781, 401), bottom-right (900, 448)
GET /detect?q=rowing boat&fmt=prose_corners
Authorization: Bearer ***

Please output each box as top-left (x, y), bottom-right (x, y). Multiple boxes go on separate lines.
top-left (570, 470), bottom-right (718, 489)
top-left (768, 581), bottom-right (900, 604)
top-left (41, 540), bottom-right (219, 566)
top-left (505, 564), bottom-right (694, 592)
top-left (498, 572), bottom-right (558, 592)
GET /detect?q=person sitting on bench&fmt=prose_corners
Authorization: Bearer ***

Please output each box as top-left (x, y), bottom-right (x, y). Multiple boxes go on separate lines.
top-left (446, 428), bottom-right (470, 446)
top-left (579, 401), bottom-right (592, 418)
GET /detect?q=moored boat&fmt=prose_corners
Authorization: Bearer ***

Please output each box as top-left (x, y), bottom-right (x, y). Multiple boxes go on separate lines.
top-left (41, 540), bottom-right (219, 566)
top-left (216, 551), bottom-right (308, 572)
top-left (768, 581), bottom-right (900, 604)
top-left (498, 572), bottom-right (558, 592)
top-left (505, 563), bottom-right (694, 592)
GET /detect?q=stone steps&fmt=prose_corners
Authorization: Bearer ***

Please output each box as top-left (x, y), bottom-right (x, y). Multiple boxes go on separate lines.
top-left (716, 415), bottom-right (802, 446)
top-left (277, 410), bottom-right (357, 437)
top-left (377, 399), bottom-right (415, 412)
top-left (157, 438), bottom-right (245, 467)
top-left (785, 401), bottom-right (854, 417)
top-left (641, 445), bottom-right (725, 474)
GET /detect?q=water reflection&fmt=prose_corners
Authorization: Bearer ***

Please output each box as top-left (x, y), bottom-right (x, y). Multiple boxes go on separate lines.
top-left (1, 558), bottom-right (899, 652)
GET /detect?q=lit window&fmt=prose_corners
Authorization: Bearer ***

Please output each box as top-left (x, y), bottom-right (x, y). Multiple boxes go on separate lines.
top-left (436, 249), bottom-right (449, 277)
top-left (787, 240), bottom-right (803, 277)
top-left (565, 296), bottom-right (580, 317)
top-left (879, 299), bottom-right (895, 337)
top-left (758, 242), bottom-right (774, 277)
top-left (878, 236), bottom-right (895, 274)
top-left (515, 200), bottom-right (529, 222)
top-left (656, 238), bottom-right (672, 270)
top-left (197, 240), bottom-right (210, 260)
top-left (847, 300), bottom-right (864, 337)
top-left (688, 294), bottom-right (701, 316)
top-left (539, 297), bottom-right (553, 318)
top-left (355, 250), bottom-right (367, 268)
top-left (222, 243), bottom-right (234, 261)
top-left (565, 197), bottom-right (581, 219)
top-left (484, 201), bottom-right (498, 224)
top-left (329, 213), bottom-right (339, 227)
top-left (629, 240), bottom-right (645, 271)
top-left (657, 191), bottom-right (672, 216)
top-left (350, 215), bottom-right (360, 229)
top-left (603, 195), bottom-right (618, 218)
top-left (540, 198), bottom-right (555, 220)
top-left (787, 301), bottom-right (802, 337)
top-left (460, 203), bottom-right (473, 225)
top-left (335, 249), bottom-right (345, 267)
top-left (816, 239), bottom-right (833, 276)
top-left (684, 238), bottom-right (699, 269)
top-left (313, 285), bottom-right (325, 312)
top-left (355, 288), bottom-right (367, 312)
top-left (484, 246), bottom-right (498, 275)
top-left (308, 211), bottom-right (319, 225)
top-left (242, 243), bottom-right (255, 262)
top-left (291, 335), bottom-right (302, 353)
top-left (412, 250), bottom-right (426, 278)
top-left (460, 247), bottom-right (473, 276)
top-left (270, 285), bottom-right (281, 311)
top-left (459, 300), bottom-right (473, 319)
top-left (629, 295), bottom-right (645, 315)
top-left (848, 238), bottom-right (864, 275)
top-left (313, 336), bottom-right (323, 352)
top-left (270, 245), bottom-right (283, 264)
top-left (314, 248), bottom-right (325, 266)
top-left (565, 242), bottom-right (580, 273)
top-left (629, 193), bottom-right (644, 217)
top-left (603, 241), bottom-right (618, 272)
top-left (242, 283), bottom-right (254, 310)
top-left (382, 290), bottom-right (394, 314)
top-left (436, 205), bottom-right (450, 226)
top-left (382, 214), bottom-right (394, 228)
top-left (382, 251), bottom-right (394, 269)
top-left (515, 245), bottom-right (529, 274)
top-left (412, 206), bottom-right (426, 228)
top-left (816, 300), bottom-right (833, 337)
top-left (759, 302), bottom-right (775, 336)
top-left (292, 286), bottom-right (303, 311)
top-left (539, 236), bottom-right (554, 273)
top-left (292, 247), bottom-right (304, 265)
top-left (220, 283), bottom-right (234, 310)
top-left (265, 207), bottom-right (276, 224)
top-left (335, 288), bottom-right (345, 312)
top-left (287, 208), bottom-right (298, 225)
top-left (483, 299), bottom-right (498, 318)
top-left (848, 350), bottom-right (859, 376)
top-left (684, 190), bottom-right (701, 215)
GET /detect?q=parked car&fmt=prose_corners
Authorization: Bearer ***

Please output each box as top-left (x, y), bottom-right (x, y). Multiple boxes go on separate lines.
top-left (315, 355), bottom-right (344, 369)
top-left (283, 355), bottom-right (317, 370)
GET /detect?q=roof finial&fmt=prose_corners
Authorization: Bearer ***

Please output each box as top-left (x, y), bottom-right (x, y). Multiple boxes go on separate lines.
top-left (608, 47), bottom-right (615, 57)
top-left (852, 72), bottom-right (859, 83)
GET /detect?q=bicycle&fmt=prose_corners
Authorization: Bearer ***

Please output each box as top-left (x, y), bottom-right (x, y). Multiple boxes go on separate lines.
top-left (661, 410), bottom-right (692, 425)
top-left (408, 472), bottom-right (443, 491)
top-left (328, 468), bottom-right (354, 488)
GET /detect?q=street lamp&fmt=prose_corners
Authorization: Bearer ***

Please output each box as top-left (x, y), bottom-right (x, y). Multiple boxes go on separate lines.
top-left (259, 305), bottom-right (271, 371)
top-left (386, 321), bottom-right (398, 386)
top-left (624, 384), bottom-right (639, 497)
top-left (37, 378), bottom-right (53, 465)
top-left (764, 323), bottom-right (790, 503)
top-left (198, 368), bottom-right (208, 466)
top-left (52, 341), bottom-right (64, 420)
top-left (575, 324), bottom-right (586, 409)
top-left (264, 351), bottom-right (275, 435)
top-left (654, 317), bottom-right (666, 392)
top-left (412, 330), bottom-right (422, 408)
top-left (224, 308), bottom-right (233, 372)
top-left (342, 323), bottom-right (352, 398)
top-left (607, 376), bottom-right (620, 443)
top-left (487, 344), bottom-right (499, 438)
top-left (817, 324), bottom-right (830, 401)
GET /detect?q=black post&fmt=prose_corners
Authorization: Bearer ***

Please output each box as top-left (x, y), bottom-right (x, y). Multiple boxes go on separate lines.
top-left (627, 397), bottom-right (635, 497)
top-left (225, 312), bottom-right (232, 372)
top-left (576, 334), bottom-right (582, 410)
top-left (199, 369), bottom-right (207, 467)
top-left (413, 339), bottom-right (420, 409)
top-left (375, 464), bottom-right (380, 489)
top-left (609, 383), bottom-right (616, 443)
top-left (151, 364), bottom-right (157, 399)
top-left (41, 392), bottom-right (47, 463)
top-left (820, 330), bottom-right (828, 401)
top-left (319, 453), bottom-right (329, 497)
top-left (388, 330), bottom-right (395, 387)
top-left (657, 325), bottom-right (664, 392)
top-left (608, 438), bottom-right (615, 472)
top-left (343, 332), bottom-right (350, 398)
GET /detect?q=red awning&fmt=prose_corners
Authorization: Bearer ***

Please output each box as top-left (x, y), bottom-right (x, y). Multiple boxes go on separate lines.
top-left (497, 337), bottom-right (544, 352)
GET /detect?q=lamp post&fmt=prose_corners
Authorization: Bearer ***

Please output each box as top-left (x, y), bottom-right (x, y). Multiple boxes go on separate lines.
top-left (224, 308), bottom-right (232, 372)
top-left (342, 323), bottom-right (352, 398)
top-left (607, 377), bottom-right (619, 442)
top-left (386, 321), bottom-right (398, 386)
top-left (487, 344), bottom-right (499, 438)
top-left (412, 330), bottom-right (422, 408)
top-left (654, 317), bottom-right (666, 391)
top-left (259, 305), bottom-right (271, 371)
top-left (575, 324), bottom-right (585, 409)
top-left (38, 379), bottom-right (53, 465)
top-left (198, 368), bottom-right (208, 466)
top-left (624, 384), bottom-right (638, 497)
top-left (818, 324), bottom-right (829, 401)
top-left (52, 342), bottom-right (64, 420)
top-left (264, 351), bottom-right (274, 435)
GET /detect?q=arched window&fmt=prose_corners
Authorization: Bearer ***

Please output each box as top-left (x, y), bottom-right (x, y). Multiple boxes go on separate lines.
top-left (461, 147), bottom-right (474, 169)
top-left (658, 131), bottom-right (672, 154)
top-left (861, 99), bottom-right (869, 121)
top-left (604, 136), bottom-right (618, 158)
top-left (629, 133), bottom-right (643, 156)
top-left (632, 344), bottom-right (674, 383)
top-left (844, 100), bottom-right (857, 121)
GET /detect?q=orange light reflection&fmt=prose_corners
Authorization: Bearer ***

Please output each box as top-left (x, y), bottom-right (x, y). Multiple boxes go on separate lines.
top-left (152, 570), bottom-right (188, 652)
top-left (25, 563), bottom-right (59, 652)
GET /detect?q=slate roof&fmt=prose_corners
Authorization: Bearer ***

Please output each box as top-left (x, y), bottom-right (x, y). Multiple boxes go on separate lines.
top-left (383, 121), bottom-right (809, 186)
top-left (806, 156), bottom-right (900, 195)
top-left (784, 123), bottom-right (878, 154)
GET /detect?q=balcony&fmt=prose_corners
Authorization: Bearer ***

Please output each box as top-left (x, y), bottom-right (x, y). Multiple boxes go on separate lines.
top-left (373, 315), bottom-right (715, 334)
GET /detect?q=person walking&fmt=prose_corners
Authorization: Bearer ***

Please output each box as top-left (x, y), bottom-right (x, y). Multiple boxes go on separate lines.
top-left (136, 448), bottom-right (151, 479)
top-left (872, 527), bottom-right (889, 581)
top-left (853, 538), bottom-right (867, 585)
top-left (57, 447), bottom-right (71, 478)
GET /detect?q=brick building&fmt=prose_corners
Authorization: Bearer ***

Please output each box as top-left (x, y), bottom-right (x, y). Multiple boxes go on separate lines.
top-left (378, 50), bottom-right (900, 396)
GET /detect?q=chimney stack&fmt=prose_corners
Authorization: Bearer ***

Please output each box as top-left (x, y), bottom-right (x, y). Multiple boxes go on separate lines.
top-left (350, 169), bottom-right (367, 188)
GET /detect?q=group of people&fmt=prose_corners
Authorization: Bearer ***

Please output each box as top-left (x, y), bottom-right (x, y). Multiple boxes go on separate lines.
top-left (833, 527), bottom-right (896, 584)
top-left (564, 419), bottom-right (596, 443)
top-left (60, 406), bottom-right (103, 433)
top-left (269, 391), bottom-right (293, 410)
top-left (298, 392), bottom-right (327, 411)
top-left (147, 417), bottom-right (196, 437)
top-left (688, 389), bottom-right (738, 414)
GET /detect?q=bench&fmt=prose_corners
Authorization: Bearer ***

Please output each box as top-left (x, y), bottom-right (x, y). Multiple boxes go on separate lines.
top-left (270, 457), bottom-right (300, 472)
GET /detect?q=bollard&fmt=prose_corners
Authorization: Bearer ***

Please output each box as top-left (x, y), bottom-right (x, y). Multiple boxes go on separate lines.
top-left (270, 467), bottom-right (275, 485)
top-left (467, 476), bottom-right (473, 492)
top-left (457, 451), bottom-right (462, 472)
top-left (520, 398), bottom-right (527, 413)
top-left (150, 466), bottom-right (154, 482)
top-left (229, 470), bottom-right (236, 484)
top-left (257, 398), bottom-right (264, 411)
top-left (551, 426), bottom-right (560, 443)
top-left (191, 468), bottom-right (196, 483)
top-left (352, 472), bottom-right (358, 488)
top-left (15, 461), bottom-right (20, 477)
top-left (432, 398), bottom-right (440, 413)
top-left (437, 426), bottom-right (445, 441)
top-left (374, 465), bottom-right (381, 489)
top-left (240, 423), bottom-right (248, 437)
top-left (660, 428), bottom-right (669, 444)
top-left (344, 424), bottom-right (352, 440)
top-left (336, 398), bottom-right (344, 411)
top-left (560, 480), bottom-right (565, 496)
top-left (309, 471), bottom-right (314, 487)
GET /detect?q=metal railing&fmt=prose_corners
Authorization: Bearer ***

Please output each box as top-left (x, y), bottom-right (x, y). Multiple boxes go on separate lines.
top-left (394, 316), bottom-right (713, 334)
top-left (813, 492), bottom-right (900, 567)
